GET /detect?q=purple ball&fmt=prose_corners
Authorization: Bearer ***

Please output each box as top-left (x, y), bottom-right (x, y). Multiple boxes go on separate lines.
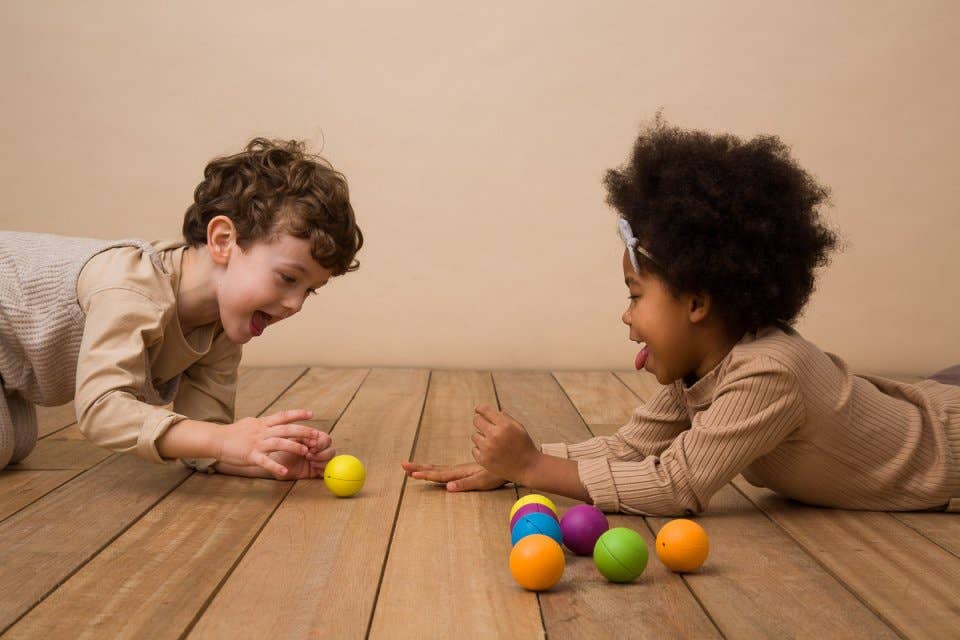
top-left (560, 504), bottom-right (609, 555)
top-left (509, 503), bottom-right (558, 530)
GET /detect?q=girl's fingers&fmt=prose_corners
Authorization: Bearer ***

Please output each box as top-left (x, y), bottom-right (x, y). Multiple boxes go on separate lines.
top-left (474, 404), bottom-right (501, 423)
top-left (410, 466), bottom-right (469, 482)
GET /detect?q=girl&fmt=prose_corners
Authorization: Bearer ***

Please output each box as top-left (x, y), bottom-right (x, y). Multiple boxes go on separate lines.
top-left (1, 138), bottom-right (363, 479)
top-left (403, 119), bottom-right (960, 515)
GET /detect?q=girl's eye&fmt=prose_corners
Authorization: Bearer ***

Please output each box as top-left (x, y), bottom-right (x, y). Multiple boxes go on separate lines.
top-left (280, 273), bottom-right (297, 285)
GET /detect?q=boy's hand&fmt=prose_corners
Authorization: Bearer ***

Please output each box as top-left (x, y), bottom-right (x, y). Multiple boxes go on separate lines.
top-left (266, 430), bottom-right (337, 480)
top-left (470, 404), bottom-right (540, 485)
top-left (218, 409), bottom-right (324, 478)
top-left (401, 461), bottom-right (507, 492)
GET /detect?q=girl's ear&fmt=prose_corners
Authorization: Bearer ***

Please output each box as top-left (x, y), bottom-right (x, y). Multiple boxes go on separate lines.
top-left (688, 292), bottom-right (711, 324)
top-left (206, 216), bottom-right (237, 266)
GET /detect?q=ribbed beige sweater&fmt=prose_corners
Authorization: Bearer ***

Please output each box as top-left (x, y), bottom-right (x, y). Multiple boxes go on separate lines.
top-left (542, 326), bottom-right (960, 516)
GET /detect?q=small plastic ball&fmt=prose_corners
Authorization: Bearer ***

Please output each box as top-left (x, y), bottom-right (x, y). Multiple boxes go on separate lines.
top-left (511, 512), bottom-right (563, 546)
top-left (655, 519), bottom-right (709, 572)
top-left (509, 503), bottom-right (558, 530)
top-left (593, 527), bottom-right (648, 583)
top-left (509, 534), bottom-right (565, 591)
top-left (560, 504), bottom-right (609, 555)
top-left (510, 494), bottom-right (558, 521)
top-left (323, 454), bottom-right (365, 497)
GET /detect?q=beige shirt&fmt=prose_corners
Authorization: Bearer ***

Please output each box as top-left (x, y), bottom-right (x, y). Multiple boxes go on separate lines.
top-left (75, 241), bottom-right (241, 465)
top-left (542, 326), bottom-right (960, 515)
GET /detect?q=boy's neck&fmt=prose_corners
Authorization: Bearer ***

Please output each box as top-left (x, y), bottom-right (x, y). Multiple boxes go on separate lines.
top-left (177, 245), bottom-right (221, 335)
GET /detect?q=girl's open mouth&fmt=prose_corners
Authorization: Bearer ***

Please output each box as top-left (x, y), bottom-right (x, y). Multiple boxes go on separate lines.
top-left (635, 344), bottom-right (650, 370)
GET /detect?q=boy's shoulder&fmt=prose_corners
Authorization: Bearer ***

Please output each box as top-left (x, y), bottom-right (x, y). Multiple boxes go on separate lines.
top-left (77, 239), bottom-right (186, 306)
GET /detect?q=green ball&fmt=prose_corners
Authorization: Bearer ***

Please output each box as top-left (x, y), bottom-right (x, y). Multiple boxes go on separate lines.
top-left (593, 527), bottom-right (648, 583)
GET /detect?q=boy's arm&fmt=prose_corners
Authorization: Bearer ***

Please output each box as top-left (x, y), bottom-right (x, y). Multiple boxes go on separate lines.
top-left (173, 332), bottom-right (242, 471)
top-left (74, 287), bottom-right (194, 463)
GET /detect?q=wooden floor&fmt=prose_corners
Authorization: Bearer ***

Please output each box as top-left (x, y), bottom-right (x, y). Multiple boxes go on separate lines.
top-left (2, 367), bottom-right (958, 639)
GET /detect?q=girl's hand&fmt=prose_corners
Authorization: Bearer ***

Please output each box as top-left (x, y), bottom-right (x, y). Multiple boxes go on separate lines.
top-left (470, 404), bottom-right (540, 485)
top-left (401, 460), bottom-right (508, 492)
top-left (218, 410), bottom-right (324, 478)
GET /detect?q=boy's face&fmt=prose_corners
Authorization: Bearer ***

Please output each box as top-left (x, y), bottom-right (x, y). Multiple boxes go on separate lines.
top-left (620, 250), bottom-right (699, 385)
top-left (218, 234), bottom-right (333, 344)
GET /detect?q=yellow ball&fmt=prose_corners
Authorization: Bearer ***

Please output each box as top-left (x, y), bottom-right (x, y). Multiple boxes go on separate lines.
top-left (510, 494), bottom-right (558, 521)
top-left (324, 454), bottom-right (366, 497)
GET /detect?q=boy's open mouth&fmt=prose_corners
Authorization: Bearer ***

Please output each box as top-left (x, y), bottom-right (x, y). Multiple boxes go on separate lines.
top-left (635, 343), bottom-right (650, 370)
top-left (250, 311), bottom-right (272, 337)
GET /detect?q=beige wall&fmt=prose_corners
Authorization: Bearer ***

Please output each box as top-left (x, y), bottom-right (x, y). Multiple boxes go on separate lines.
top-left (2, 1), bottom-right (957, 375)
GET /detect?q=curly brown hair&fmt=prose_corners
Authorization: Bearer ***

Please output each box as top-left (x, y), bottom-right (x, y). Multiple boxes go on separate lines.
top-left (182, 138), bottom-right (363, 276)
top-left (605, 116), bottom-right (838, 334)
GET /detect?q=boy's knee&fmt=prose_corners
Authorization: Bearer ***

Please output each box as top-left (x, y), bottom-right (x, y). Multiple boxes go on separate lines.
top-left (0, 392), bottom-right (38, 466)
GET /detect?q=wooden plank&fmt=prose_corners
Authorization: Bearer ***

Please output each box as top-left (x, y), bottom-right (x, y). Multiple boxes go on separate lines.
top-left (4, 475), bottom-right (289, 639)
top-left (647, 487), bottom-right (897, 639)
top-left (891, 511), bottom-right (960, 558)
top-left (0, 366), bottom-right (306, 634)
top-left (552, 371), bottom-right (637, 434)
top-left (0, 455), bottom-right (190, 634)
top-left (370, 370), bottom-right (541, 639)
top-left (493, 371), bottom-right (720, 638)
top-left (612, 370), bottom-right (663, 403)
top-left (189, 369), bottom-right (429, 639)
top-left (0, 470), bottom-right (81, 522)
top-left (2, 367), bottom-right (364, 639)
top-left (10, 438), bottom-right (111, 470)
top-left (235, 366), bottom-right (307, 418)
top-left (260, 367), bottom-right (369, 431)
top-left (36, 402), bottom-right (76, 438)
top-left (735, 479), bottom-right (960, 639)
top-left (555, 371), bottom-right (897, 639)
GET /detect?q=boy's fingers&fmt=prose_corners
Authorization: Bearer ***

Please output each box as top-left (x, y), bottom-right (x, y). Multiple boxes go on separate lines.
top-left (263, 409), bottom-right (313, 426)
top-left (253, 452), bottom-right (289, 478)
top-left (267, 424), bottom-right (319, 441)
top-left (263, 437), bottom-right (308, 457)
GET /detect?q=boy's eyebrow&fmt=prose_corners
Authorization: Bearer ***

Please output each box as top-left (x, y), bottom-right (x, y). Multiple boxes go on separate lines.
top-left (280, 260), bottom-right (307, 275)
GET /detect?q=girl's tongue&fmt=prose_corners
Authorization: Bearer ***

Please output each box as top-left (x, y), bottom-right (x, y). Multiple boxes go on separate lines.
top-left (635, 345), bottom-right (650, 370)
top-left (250, 311), bottom-right (269, 336)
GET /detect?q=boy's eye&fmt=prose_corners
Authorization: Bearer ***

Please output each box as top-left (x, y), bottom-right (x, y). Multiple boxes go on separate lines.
top-left (279, 273), bottom-right (297, 285)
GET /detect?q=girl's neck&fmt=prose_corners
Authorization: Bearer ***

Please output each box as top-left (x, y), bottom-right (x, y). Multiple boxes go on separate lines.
top-left (686, 324), bottom-right (745, 386)
top-left (177, 245), bottom-right (221, 335)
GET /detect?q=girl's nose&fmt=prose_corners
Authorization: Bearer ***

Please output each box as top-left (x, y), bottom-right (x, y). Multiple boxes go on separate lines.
top-left (621, 308), bottom-right (631, 326)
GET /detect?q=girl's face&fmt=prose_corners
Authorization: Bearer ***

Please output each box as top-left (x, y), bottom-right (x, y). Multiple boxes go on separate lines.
top-left (217, 234), bottom-right (332, 344)
top-left (620, 250), bottom-right (700, 385)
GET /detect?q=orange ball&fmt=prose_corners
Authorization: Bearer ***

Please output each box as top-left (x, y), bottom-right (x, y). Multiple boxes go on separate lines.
top-left (509, 534), bottom-right (565, 591)
top-left (655, 519), bottom-right (709, 572)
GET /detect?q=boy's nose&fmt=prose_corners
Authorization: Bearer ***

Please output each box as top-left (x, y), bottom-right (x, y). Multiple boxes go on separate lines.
top-left (282, 294), bottom-right (304, 316)
top-left (621, 308), bottom-right (631, 325)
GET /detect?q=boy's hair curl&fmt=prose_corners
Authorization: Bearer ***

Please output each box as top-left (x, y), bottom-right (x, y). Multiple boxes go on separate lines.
top-left (182, 138), bottom-right (363, 276)
top-left (604, 116), bottom-right (838, 334)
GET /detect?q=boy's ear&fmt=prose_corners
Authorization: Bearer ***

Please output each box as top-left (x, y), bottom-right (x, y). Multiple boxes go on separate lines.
top-left (688, 292), bottom-right (711, 324)
top-left (206, 216), bottom-right (237, 266)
